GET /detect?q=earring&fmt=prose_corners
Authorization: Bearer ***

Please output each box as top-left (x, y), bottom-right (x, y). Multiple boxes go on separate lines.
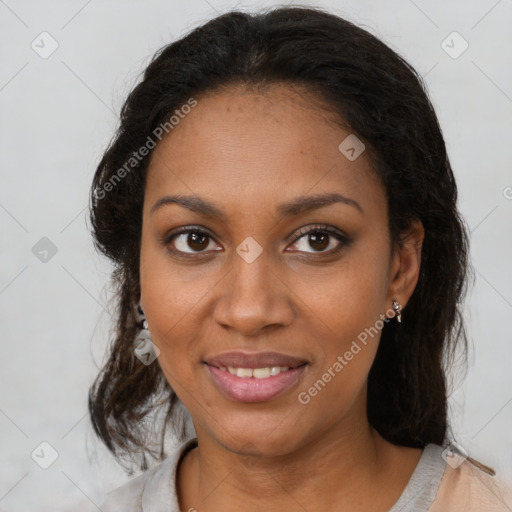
top-left (134, 302), bottom-right (148, 329)
top-left (133, 302), bottom-right (160, 365)
top-left (392, 300), bottom-right (402, 323)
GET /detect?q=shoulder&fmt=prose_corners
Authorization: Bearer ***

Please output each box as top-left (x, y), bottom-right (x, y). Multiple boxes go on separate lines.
top-left (97, 437), bottom-right (198, 512)
top-left (98, 471), bottom-right (147, 512)
top-left (430, 449), bottom-right (512, 512)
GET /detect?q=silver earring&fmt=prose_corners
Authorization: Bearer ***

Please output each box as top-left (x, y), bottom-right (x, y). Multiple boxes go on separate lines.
top-left (392, 300), bottom-right (402, 323)
top-left (134, 302), bottom-right (146, 325)
top-left (133, 302), bottom-right (159, 365)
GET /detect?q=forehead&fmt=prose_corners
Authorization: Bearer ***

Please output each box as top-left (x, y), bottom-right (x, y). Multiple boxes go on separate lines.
top-left (144, 84), bottom-right (384, 218)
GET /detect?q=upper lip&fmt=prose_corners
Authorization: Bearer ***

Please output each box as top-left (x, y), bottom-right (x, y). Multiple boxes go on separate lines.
top-left (204, 351), bottom-right (308, 369)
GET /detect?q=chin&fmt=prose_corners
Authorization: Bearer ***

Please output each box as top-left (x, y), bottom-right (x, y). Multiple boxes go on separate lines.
top-left (204, 410), bottom-right (306, 457)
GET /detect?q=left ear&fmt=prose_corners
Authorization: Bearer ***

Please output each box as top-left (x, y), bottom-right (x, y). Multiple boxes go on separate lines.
top-left (387, 219), bottom-right (425, 310)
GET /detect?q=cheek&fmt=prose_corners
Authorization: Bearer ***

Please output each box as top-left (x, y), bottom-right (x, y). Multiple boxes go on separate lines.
top-left (139, 269), bottom-right (212, 385)
top-left (290, 240), bottom-right (390, 344)
top-left (139, 235), bottom-right (208, 387)
top-left (292, 289), bottom-right (383, 432)
top-left (289, 243), bottom-right (389, 409)
top-left (140, 227), bottom-right (220, 336)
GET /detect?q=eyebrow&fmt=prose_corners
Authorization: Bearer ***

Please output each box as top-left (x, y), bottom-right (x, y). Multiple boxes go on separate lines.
top-left (150, 192), bottom-right (363, 219)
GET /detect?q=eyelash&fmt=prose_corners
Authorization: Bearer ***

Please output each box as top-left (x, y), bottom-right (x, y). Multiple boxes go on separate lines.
top-left (162, 224), bottom-right (350, 259)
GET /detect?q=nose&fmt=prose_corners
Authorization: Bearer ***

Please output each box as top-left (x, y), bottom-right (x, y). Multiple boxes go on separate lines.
top-left (212, 248), bottom-right (294, 337)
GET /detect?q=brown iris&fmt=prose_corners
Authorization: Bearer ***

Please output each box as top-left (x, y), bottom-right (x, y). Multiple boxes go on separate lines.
top-left (187, 232), bottom-right (209, 251)
top-left (308, 232), bottom-right (329, 251)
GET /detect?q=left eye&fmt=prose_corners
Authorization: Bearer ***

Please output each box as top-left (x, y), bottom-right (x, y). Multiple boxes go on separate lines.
top-left (288, 226), bottom-right (347, 254)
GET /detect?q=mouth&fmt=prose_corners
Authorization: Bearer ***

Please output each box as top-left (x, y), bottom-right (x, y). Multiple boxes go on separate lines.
top-left (211, 365), bottom-right (302, 378)
top-left (203, 351), bottom-right (308, 403)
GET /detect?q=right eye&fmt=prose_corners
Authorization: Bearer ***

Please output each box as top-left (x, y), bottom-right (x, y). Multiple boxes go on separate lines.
top-left (164, 226), bottom-right (222, 256)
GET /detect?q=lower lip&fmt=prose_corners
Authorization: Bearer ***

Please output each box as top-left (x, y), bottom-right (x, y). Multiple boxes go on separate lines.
top-left (205, 364), bottom-right (307, 403)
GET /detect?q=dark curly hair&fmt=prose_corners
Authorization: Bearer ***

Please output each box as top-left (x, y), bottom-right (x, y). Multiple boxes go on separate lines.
top-left (88, 5), bottom-right (479, 475)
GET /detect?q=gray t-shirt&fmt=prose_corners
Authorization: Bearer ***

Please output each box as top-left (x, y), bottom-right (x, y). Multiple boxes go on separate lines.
top-left (97, 437), bottom-right (452, 511)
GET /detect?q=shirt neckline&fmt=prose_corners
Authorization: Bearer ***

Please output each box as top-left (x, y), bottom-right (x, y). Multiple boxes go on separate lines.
top-left (387, 443), bottom-right (447, 511)
top-left (141, 438), bottom-right (446, 512)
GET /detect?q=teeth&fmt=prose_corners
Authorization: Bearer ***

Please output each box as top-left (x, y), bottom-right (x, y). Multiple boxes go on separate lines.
top-left (236, 368), bottom-right (253, 378)
top-left (253, 368), bottom-right (271, 379)
top-left (225, 366), bottom-right (290, 378)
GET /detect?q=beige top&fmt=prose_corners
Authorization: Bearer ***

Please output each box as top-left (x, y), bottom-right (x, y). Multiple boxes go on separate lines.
top-left (430, 456), bottom-right (512, 511)
top-left (97, 437), bottom-right (512, 511)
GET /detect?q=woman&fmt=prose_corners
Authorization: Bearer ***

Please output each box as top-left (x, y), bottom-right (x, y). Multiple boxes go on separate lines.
top-left (88, 6), bottom-right (511, 511)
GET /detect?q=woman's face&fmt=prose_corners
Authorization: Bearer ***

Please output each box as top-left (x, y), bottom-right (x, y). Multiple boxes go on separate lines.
top-left (140, 84), bottom-right (421, 457)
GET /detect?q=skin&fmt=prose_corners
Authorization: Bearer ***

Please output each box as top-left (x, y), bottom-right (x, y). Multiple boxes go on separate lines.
top-left (139, 83), bottom-right (425, 511)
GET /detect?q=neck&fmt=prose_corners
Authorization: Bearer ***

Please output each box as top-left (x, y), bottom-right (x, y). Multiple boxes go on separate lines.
top-left (177, 411), bottom-right (408, 511)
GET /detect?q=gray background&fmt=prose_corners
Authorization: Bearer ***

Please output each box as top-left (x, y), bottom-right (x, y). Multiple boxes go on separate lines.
top-left (1, 0), bottom-right (511, 510)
